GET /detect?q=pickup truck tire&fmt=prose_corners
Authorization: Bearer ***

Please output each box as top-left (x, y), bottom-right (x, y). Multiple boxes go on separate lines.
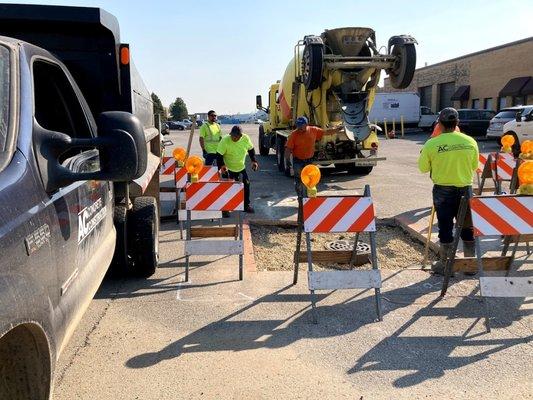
top-left (109, 204), bottom-right (129, 277)
top-left (302, 40), bottom-right (324, 91)
top-left (276, 136), bottom-right (286, 172)
top-left (258, 125), bottom-right (270, 156)
top-left (388, 43), bottom-right (416, 89)
top-left (130, 197), bottom-right (159, 277)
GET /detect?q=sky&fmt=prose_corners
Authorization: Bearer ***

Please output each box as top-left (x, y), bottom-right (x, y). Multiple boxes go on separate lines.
top-left (3, 0), bottom-right (533, 114)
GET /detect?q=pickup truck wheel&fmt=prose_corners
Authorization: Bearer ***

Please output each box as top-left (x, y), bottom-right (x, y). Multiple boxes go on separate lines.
top-left (258, 125), bottom-right (270, 156)
top-left (109, 204), bottom-right (129, 277)
top-left (276, 136), bottom-right (286, 172)
top-left (388, 43), bottom-right (416, 89)
top-left (347, 164), bottom-right (373, 175)
top-left (130, 197), bottom-right (159, 277)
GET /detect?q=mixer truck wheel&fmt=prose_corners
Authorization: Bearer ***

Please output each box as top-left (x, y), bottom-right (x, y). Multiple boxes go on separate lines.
top-left (347, 164), bottom-right (373, 175)
top-left (258, 125), bottom-right (270, 156)
top-left (388, 43), bottom-right (416, 89)
top-left (302, 40), bottom-right (324, 91)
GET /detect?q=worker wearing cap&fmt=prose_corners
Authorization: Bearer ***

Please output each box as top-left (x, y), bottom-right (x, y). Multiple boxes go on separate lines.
top-left (199, 110), bottom-right (222, 165)
top-left (217, 125), bottom-right (259, 213)
top-left (285, 116), bottom-right (341, 196)
top-left (418, 107), bottom-right (479, 275)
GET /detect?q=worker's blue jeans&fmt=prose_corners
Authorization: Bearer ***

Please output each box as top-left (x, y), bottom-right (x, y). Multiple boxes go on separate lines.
top-left (433, 185), bottom-right (474, 244)
top-left (203, 152), bottom-right (217, 166)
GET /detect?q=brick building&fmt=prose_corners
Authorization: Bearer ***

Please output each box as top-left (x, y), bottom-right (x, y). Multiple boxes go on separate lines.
top-left (383, 37), bottom-right (533, 113)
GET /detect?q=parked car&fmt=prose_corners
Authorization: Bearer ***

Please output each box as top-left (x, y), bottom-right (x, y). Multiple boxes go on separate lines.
top-left (503, 106), bottom-right (533, 156)
top-left (196, 119), bottom-right (204, 127)
top-left (487, 106), bottom-right (533, 144)
top-left (457, 109), bottom-right (496, 136)
top-left (181, 119), bottom-right (193, 129)
top-left (161, 122), bottom-right (170, 135)
top-left (167, 120), bottom-right (186, 130)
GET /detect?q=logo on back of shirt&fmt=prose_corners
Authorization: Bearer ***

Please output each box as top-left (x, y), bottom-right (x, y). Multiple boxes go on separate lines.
top-left (437, 143), bottom-right (474, 153)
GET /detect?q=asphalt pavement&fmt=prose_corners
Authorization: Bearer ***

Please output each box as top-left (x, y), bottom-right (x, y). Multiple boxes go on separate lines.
top-left (53, 126), bottom-right (532, 399)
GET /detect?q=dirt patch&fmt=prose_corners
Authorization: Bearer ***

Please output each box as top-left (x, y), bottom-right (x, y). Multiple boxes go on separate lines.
top-left (250, 223), bottom-right (436, 271)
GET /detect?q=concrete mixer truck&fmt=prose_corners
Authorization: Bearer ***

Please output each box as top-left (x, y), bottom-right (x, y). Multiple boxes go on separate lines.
top-left (256, 27), bottom-right (417, 175)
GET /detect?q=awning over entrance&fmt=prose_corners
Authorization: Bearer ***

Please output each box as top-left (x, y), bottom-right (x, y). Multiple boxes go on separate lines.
top-left (450, 85), bottom-right (470, 101)
top-left (520, 78), bottom-right (533, 95)
top-left (499, 76), bottom-right (531, 97)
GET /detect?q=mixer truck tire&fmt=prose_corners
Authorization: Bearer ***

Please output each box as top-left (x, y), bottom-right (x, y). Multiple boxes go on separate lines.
top-left (347, 164), bottom-right (373, 175)
top-left (387, 43), bottom-right (416, 89)
top-left (276, 136), bottom-right (286, 172)
top-left (258, 125), bottom-right (270, 156)
top-left (302, 41), bottom-right (324, 91)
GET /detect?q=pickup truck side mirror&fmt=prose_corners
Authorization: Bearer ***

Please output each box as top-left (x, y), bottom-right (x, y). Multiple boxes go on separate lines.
top-left (34, 112), bottom-right (147, 192)
top-left (515, 111), bottom-right (522, 122)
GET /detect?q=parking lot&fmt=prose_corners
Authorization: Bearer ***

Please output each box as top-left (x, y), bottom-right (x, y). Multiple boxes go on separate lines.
top-left (51, 126), bottom-right (533, 399)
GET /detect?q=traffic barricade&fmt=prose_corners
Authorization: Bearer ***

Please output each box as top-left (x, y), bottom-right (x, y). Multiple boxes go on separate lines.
top-left (184, 181), bottom-right (245, 282)
top-left (475, 152), bottom-right (497, 195)
top-left (440, 188), bottom-right (533, 332)
top-left (293, 182), bottom-right (382, 324)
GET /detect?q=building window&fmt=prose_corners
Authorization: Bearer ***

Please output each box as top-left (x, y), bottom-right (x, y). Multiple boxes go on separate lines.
top-left (498, 97), bottom-right (506, 111)
top-left (438, 82), bottom-right (455, 111)
top-left (418, 86), bottom-right (432, 109)
top-left (472, 99), bottom-right (480, 109)
top-left (483, 98), bottom-right (493, 111)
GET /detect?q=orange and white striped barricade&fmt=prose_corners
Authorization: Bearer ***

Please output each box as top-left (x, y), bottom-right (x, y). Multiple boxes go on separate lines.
top-left (440, 189), bottom-right (533, 331)
top-left (159, 156), bottom-right (180, 219)
top-left (492, 152), bottom-right (520, 194)
top-left (475, 152), bottom-right (497, 195)
top-left (175, 166), bottom-right (223, 237)
top-left (184, 181), bottom-right (245, 282)
top-left (294, 185), bottom-right (382, 323)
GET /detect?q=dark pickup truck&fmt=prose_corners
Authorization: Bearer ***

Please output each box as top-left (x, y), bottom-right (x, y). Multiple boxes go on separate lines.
top-left (0, 5), bottom-right (161, 399)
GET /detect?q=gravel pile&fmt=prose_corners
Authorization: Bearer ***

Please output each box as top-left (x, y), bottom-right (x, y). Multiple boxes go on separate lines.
top-left (250, 224), bottom-right (435, 271)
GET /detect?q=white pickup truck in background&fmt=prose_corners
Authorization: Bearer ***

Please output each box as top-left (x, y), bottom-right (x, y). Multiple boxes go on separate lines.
top-left (369, 92), bottom-right (436, 130)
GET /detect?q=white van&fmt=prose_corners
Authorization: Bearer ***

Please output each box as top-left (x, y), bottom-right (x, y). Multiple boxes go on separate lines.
top-left (369, 92), bottom-right (435, 130)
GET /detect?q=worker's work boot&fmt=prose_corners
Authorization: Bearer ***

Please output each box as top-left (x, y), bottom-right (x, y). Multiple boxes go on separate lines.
top-left (462, 240), bottom-right (477, 276)
top-left (431, 243), bottom-right (454, 276)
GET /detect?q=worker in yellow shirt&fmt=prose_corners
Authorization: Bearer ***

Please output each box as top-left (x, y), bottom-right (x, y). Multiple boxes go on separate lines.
top-left (217, 126), bottom-right (259, 213)
top-left (199, 110), bottom-right (222, 165)
top-left (418, 108), bottom-right (479, 275)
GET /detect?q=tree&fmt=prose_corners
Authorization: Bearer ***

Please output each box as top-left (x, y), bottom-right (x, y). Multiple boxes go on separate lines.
top-left (151, 93), bottom-right (167, 121)
top-left (169, 97), bottom-right (189, 121)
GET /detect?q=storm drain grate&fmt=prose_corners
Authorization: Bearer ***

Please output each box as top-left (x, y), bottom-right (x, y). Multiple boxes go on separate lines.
top-left (324, 240), bottom-right (370, 253)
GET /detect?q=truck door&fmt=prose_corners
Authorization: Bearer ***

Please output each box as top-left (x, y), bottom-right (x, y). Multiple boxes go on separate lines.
top-left (31, 59), bottom-right (114, 334)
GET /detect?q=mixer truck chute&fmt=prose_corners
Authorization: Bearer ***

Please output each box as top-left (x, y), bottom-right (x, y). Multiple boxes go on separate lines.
top-left (256, 27), bottom-right (417, 176)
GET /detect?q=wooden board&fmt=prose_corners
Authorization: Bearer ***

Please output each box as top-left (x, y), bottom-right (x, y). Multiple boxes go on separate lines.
top-left (452, 256), bottom-right (513, 273)
top-left (294, 250), bottom-right (369, 265)
top-left (191, 227), bottom-right (237, 238)
top-left (480, 277), bottom-right (533, 297)
top-left (185, 240), bottom-right (243, 256)
top-left (474, 187), bottom-right (496, 195)
top-left (159, 187), bottom-right (176, 193)
top-left (308, 270), bottom-right (381, 290)
top-left (509, 234), bottom-right (533, 243)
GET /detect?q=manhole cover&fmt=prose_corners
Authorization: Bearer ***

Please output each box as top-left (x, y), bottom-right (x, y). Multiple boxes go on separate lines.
top-left (324, 240), bottom-right (370, 253)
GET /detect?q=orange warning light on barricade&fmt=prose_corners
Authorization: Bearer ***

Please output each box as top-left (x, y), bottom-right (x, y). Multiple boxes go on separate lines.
top-left (517, 160), bottom-right (533, 195)
top-left (520, 140), bottom-right (533, 160)
top-left (172, 147), bottom-right (187, 166)
top-left (185, 156), bottom-right (204, 182)
top-left (501, 134), bottom-right (515, 153)
top-left (301, 164), bottom-right (321, 197)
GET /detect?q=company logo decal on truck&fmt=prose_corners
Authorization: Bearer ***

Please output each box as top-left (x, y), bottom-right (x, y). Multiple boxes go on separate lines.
top-left (78, 198), bottom-right (107, 243)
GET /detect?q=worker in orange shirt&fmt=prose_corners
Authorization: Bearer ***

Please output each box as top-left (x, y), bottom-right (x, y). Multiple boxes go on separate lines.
top-left (284, 116), bottom-right (341, 196)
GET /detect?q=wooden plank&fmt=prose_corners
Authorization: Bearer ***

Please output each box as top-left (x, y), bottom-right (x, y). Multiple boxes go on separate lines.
top-left (480, 277), bottom-right (533, 297)
top-left (294, 250), bottom-right (369, 265)
top-left (509, 234), bottom-right (533, 243)
top-left (308, 270), bottom-right (381, 290)
top-left (452, 256), bottom-right (513, 273)
top-left (178, 210), bottom-right (221, 221)
top-left (185, 240), bottom-right (243, 256)
top-left (474, 187), bottom-right (496, 195)
top-left (159, 187), bottom-right (176, 193)
top-left (191, 227), bottom-right (237, 238)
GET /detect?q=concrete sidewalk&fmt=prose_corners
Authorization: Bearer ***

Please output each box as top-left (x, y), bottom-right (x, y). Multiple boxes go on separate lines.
top-left (54, 220), bottom-right (533, 400)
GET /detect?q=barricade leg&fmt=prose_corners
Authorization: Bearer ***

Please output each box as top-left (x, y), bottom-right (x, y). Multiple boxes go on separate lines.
top-left (349, 232), bottom-right (359, 268)
top-left (293, 196), bottom-right (304, 285)
top-left (475, 237), bottom-right (491, 332)
top-left (185, 209), bottom-right (191, 282)
top-left (369, 230), bottom-right (382, 321)
top-left (306, 232), bottom-right (318, 324)
top-left (237, 211), bottom-right (243, 281)
top-left (177, 188), bottom-right (184, 240)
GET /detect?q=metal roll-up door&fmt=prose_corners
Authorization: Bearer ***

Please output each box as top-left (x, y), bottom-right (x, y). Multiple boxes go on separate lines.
top-left (438, 82), bottom-right (455, 111)
top-left (419, 86), bottom-right (432, 108)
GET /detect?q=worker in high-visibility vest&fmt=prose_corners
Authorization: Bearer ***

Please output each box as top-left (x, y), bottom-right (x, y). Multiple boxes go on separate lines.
top-left (418, 108), bottom-right (479, 275)
top-left (199, 110), bottom-right (222, 165)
